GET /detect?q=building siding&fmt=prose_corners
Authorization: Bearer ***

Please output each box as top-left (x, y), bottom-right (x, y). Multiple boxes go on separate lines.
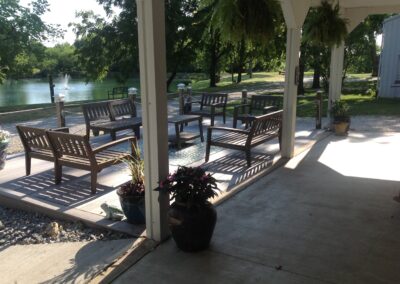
top-left (379, 15), bottom-right (400, 98)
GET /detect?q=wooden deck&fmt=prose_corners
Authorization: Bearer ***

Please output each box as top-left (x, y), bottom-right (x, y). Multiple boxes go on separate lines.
top-left (0, 118), bottom-right (326, 236)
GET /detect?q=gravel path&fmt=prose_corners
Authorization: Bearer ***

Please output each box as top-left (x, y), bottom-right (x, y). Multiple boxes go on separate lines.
top-left (0, 205), bottom-right (131, 251)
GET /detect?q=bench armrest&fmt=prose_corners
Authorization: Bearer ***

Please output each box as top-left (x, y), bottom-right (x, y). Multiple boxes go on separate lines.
top-left (186, 100), bottom-right (201, 105)
top-left (49, 127), bottom-right (70, 133)
top-left (233, 104), bottom-right (250, 110)
top-left (263, 106), bottom-right (278, 114)
top-left (93, 136), bottom-right (137, 154)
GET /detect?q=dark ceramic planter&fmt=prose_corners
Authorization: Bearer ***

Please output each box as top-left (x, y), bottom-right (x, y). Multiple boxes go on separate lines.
top-left (0, 141), bottom-right (8, 171)
top-left (168, 202), bottom-right (217, 252)
top-left (118, 195), bottom-right (145, 224)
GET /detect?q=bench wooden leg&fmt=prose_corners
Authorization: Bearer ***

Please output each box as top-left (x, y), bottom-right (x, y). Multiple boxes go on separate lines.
top-left (110, 131), bottom-right (117, 141)
top-left (133, 126), bottom-right (140, 139)
top-left (245, 150), bottom-right (251, 167)
top-left (210, 115), bottom-right (215, 127)
top-left (91, 172), bottom-right (97, 194)
top-left (25, 154), bottom-right (31, 176)
top-left (205, 129), bottom-right (211, 162)
top-left (223, 112), bottom-right (226, 124)
top-left (55, 163), bottom-right (62, 184)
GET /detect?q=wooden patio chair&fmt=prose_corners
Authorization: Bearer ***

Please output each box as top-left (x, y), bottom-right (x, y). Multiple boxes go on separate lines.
top-left (186, 93), bottom-right (228, 126)
top-left (233, 95), bottom-right (282, 128)
top-left (206, 110), bottom-right (283, 167)
top-left (46, 131), bottom-right (136, 194)
top-left (16, 125), bottom-right (69, 176)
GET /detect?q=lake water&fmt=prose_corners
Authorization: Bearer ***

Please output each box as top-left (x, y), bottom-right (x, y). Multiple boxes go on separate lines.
top-left (0, 78), bottom-right (140, 107)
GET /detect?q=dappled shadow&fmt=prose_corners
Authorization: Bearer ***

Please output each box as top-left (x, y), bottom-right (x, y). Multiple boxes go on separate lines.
top-left (2, 170), bottom-right (113, 207)
top-left (39, 239), bottom-right (135, 284)
top-left (204, 151), bottom-right (276, 190)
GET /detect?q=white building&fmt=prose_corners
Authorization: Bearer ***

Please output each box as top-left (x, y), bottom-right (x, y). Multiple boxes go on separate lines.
top-left (379, 14), bottom-right (400, 98)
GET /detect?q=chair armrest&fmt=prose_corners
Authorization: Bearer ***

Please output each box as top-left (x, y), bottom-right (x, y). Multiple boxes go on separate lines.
top-left (208, 126), bottom-right (249, 135)
top-left (49, 127), bottom-right (69, 133)
top-left (93, 136), bottom-right (136, 154)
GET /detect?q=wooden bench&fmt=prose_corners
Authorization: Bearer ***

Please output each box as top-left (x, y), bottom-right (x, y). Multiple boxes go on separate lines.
top-left (186, 93), bottom-right (228, 126)
top-left (233, 95), bottom-right (282, 128)
top-left (16, 125), bottom-right (69, 175)
top-left (46, 131), bottom-right (136, 194)
top-left (206, 110), bottom-right (283, 167)
top-left (108, 86), bottom-right (128, 100)
top-left (82, 99), bottom-right (142, 140)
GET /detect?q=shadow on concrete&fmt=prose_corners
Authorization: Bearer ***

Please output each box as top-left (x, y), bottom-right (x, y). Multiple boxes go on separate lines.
top-left (2, 170), bottom-right (114, 207)
top-left (39, 240), bottom-right (135, 284)
top-left (204, 151), bottom-right (276, 190)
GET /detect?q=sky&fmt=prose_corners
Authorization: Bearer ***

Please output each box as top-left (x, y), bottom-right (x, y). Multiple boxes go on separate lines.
top-left (21, 0), bottom-right (109, 46)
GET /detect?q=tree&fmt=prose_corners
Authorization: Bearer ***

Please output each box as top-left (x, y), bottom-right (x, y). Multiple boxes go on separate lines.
top-left (72, 0), bottom-right (200, 90)
top-left (0, 0), bottom-right (60, 82)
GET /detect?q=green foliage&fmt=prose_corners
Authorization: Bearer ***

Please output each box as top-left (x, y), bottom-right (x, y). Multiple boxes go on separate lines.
top-left (331, 100), bottom-right (350, 122)
top-left (0, 0), bottom-right (61, 82)
top-left (209, 0), bottom-right (280, 44)
top-left (117, 144), bottom-right (145, 198)
top-left (158, 166), bottom-right (219, 207)
top-left (303, 1), bottom-right (348, 47)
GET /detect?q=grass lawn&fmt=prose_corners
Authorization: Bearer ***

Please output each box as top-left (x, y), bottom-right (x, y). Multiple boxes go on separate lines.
top-left (1, 72), bottom-right (399, 122)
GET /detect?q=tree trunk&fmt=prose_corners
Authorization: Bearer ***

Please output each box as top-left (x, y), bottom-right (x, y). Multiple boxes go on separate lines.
top-left (368, 31), bottom-right (379, 77)
top-left (297, 43), bottom-right (306, 95)
top-left (312, 67), bottom-right (321, 89)
top-left (167, 71), bottom-right (177, 92)
top-left (237, 39), bottom-right (246, 84)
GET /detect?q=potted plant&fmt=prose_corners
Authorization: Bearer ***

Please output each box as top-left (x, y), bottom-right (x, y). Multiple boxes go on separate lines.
top-left (158, 166), bottom-right (219, 252)
top-left (116, 145), bottom-right (145, 224)
top-left (0, 129), bottom-right (10, 171)
top-left (331, 100), bottom-right (350, 136)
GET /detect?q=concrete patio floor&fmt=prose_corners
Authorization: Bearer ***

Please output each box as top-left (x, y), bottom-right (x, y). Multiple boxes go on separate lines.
top-left (106, 130), bottom-right (400, 284)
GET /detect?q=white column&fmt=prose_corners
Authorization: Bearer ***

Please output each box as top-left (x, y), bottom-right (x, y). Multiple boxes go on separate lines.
top-left (137, 0), bottom-right (169, 241)
top-left (328, 42), bottom-right (345, 107)
top-left (282, 28), bottom-right (301, 158)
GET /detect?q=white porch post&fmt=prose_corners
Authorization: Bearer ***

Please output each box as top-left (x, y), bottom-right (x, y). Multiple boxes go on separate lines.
top-left (136, 0), bottom-right (169, 241)
top-left (280, 0), bottom-right (309, 158)
top-left (282, 28), bottom-right (301, 158)
top-left (328, 42), bottom-right (345, 107)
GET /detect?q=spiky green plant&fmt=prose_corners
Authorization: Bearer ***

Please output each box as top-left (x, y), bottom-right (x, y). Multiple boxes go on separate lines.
top-left (303, 1), bottom-right (348, 47)
top-left (117, 143), bottom-right (145, 197)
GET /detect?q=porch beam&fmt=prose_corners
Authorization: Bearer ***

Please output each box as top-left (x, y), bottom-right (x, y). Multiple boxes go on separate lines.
top-left (136, 0), bottom-right (169, 242)
top-left (279, 0), bottom-right (310, 158)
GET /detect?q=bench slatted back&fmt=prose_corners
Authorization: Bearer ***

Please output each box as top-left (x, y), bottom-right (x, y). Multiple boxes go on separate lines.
top-left (200, 93), bottom-right (228, 110)
top-left (109, 99), bottom-right (136, 119)
top-left (47, 131), bottom-right (93, 160)
top-left (250, 95), bottom-right (282, 113)
top-left (248, 110), bottom-right (283, 140)
top-left (82, 102), bottom-right (111, 124)
top-left (16, 125), bottom-right (52, 152)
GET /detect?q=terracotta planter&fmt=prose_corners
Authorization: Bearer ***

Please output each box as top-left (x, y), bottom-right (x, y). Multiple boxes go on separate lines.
top-left (334, 122), bottom-right (349, 136)
top-left (0, 141), bottom-right (8, 171)
top-left (168, 202), bottom-right (217, 252)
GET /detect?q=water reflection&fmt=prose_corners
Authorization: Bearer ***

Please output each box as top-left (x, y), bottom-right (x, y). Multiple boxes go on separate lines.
top-left (0, 78), bottom-right (140, 107)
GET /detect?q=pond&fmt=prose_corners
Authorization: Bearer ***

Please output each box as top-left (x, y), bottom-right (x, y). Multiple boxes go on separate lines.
top-left (0, 77), bottom-right (140, 107)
